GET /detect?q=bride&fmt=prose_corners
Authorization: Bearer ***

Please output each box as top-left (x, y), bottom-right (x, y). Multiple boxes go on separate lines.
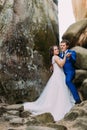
top-left (23, 45), bottom-right (75, 121)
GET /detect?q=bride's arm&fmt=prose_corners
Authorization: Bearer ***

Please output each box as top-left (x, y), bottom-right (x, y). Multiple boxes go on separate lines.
top-left (54, 55), bottom-right (66, 68)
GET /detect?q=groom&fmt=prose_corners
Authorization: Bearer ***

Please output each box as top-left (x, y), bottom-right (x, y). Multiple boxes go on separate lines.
top-left (59, 39), bottom-right (81, 104)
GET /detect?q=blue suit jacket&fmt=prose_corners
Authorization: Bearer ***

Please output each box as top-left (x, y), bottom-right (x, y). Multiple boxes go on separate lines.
top-left (59, 49), bottom-right (76, 74)
top-left (59, 50), bottom-right (81, 102)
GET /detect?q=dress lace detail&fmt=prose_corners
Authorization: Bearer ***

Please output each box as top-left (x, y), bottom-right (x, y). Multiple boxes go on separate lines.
top-left (23, 56), bottom-right (75, 121)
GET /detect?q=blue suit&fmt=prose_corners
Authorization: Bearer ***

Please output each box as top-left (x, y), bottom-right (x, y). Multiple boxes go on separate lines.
top-left (60, 49), bottom-right (81, 103)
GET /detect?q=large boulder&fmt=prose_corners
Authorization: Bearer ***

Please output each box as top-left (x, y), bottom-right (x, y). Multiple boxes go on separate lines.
top-left (80, 79), bottom-right (87, 100)
top-left (0, 0), bottom-right (59, 103)
top-left (72, 0), bottom-right (87, 21)
top-left (72, 46), bottom-right (87, 69)
top-left (62, 19), bottom-right (87, 48)
top-left (74, 69), bottom-right (87, 87)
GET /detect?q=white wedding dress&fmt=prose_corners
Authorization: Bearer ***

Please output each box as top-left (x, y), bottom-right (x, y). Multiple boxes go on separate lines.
top-left (23, 56), bottom-right (75, 121)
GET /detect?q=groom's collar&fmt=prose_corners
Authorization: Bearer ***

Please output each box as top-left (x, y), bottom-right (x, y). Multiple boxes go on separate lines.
top-left (64, 49), bottom-right (68, 54)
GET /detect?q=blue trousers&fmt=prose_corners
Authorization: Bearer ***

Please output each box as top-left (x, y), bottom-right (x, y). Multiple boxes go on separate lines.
top-left (65, 71), bottom-right (81, 102)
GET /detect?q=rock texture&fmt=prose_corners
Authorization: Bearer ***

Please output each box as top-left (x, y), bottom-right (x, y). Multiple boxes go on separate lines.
top-left (0, 0), bottom-right (58, 103)
top-left (0, 101), bottom-right (87, 130)
top-left (63, 0), bottom-right (87, 48)
top-left (72, 0), bottom-right (87, 21)
top-left (62, 19), bottom-right (87, 48)
top-left (73, 46), bottom-right (87, 69)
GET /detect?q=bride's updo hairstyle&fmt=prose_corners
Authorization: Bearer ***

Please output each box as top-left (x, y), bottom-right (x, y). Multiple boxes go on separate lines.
top-left (49, 45), bottom-right (58, 62)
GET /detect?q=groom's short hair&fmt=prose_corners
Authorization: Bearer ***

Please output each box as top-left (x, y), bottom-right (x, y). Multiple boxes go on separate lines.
top-left (61, 39), bottom-right (70, 46)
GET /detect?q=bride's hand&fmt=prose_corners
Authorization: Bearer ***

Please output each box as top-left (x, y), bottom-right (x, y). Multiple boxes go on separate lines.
top-left (50, 65), bottom-right (53, 73)
top-left (66, 52), bottom-right (71, 58)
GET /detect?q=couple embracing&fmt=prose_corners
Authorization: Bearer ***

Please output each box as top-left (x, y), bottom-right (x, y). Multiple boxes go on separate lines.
top-left (23, 39), bottom-right (81, 122)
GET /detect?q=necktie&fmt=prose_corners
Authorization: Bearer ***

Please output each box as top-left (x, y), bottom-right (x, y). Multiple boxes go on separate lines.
top-left (62, 52), bottom-right (65, 58)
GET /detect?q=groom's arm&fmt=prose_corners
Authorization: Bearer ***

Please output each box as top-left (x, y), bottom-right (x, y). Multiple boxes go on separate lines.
top-left (70, 50), bottom-right (76, 64)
